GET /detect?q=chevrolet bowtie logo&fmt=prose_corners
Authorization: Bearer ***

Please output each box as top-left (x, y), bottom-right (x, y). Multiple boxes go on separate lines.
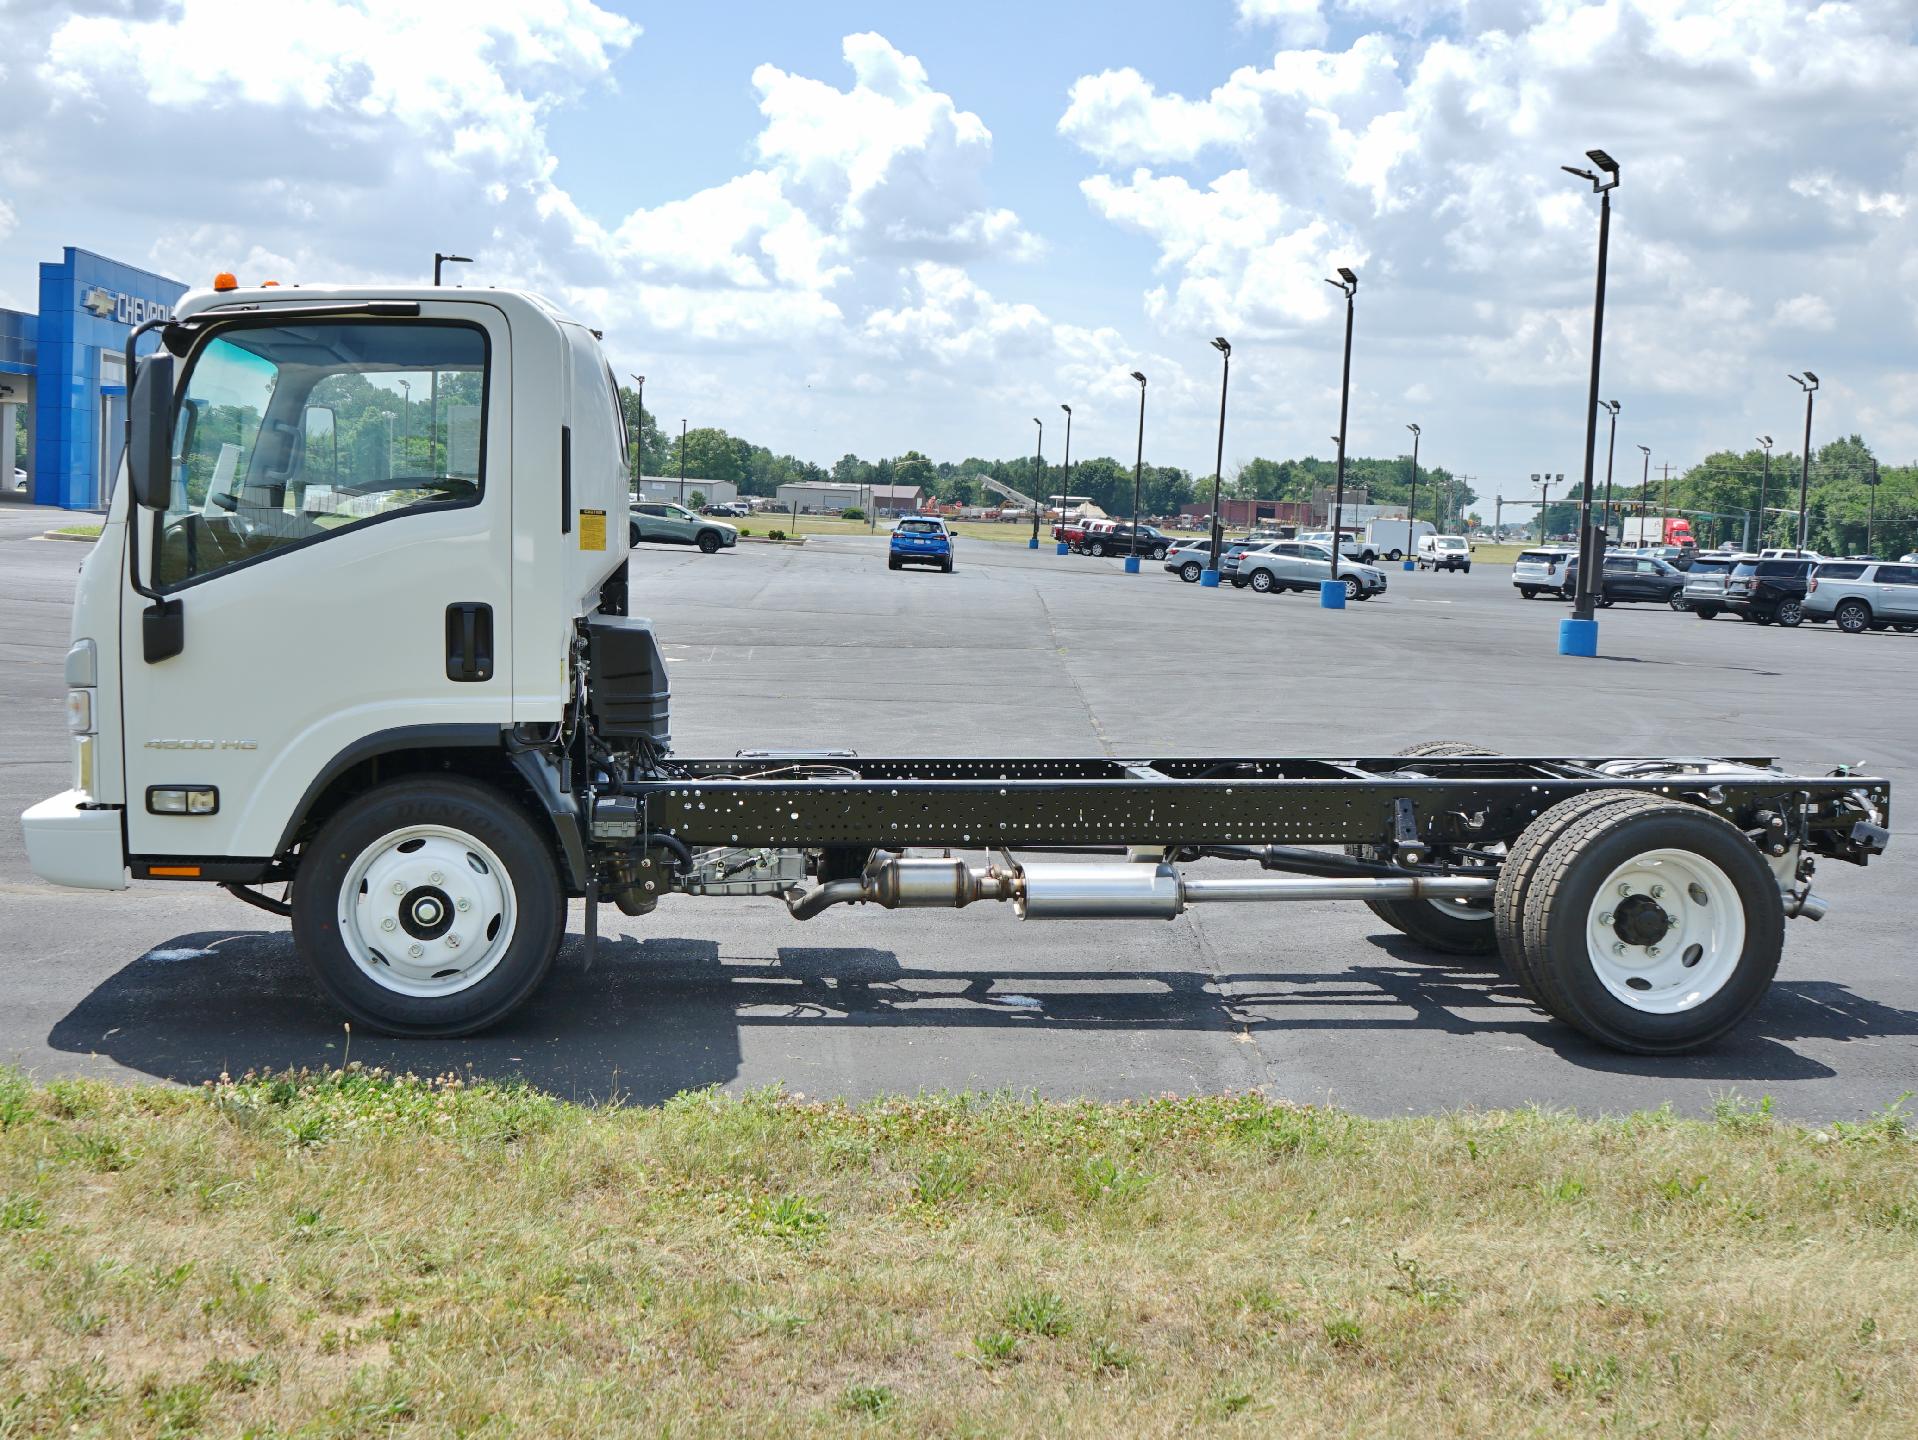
top-left (80, 286), bottom-right (117, 319)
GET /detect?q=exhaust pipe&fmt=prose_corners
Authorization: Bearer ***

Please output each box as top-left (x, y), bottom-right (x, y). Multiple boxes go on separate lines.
top-left (787, 855), bottom-right (1495, 921)
top-left (1784, 888), bottom-right (1829, 921)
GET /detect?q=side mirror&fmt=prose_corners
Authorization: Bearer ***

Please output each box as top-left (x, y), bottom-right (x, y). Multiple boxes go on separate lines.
top-left (128, 352), bottom-right (175, 511)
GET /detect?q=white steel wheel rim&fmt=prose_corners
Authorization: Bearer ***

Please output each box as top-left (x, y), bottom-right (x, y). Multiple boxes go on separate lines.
top-left (338, 825), bottom-right (518, 998)
top-left (1430, 894), bottom-right (1492, 922)
top-left (1585, 847), bottom-right (1745, 1014)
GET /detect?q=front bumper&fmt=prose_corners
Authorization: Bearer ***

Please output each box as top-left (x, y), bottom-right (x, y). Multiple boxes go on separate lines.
top-left (21, 790), bottom-right (127, 891)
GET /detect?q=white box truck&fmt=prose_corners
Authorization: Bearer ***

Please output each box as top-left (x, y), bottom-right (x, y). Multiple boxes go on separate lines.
top-left (17, 278), bottom-right (1891, 1054)
top-left (1356, 518), bottom-right (1435, 563)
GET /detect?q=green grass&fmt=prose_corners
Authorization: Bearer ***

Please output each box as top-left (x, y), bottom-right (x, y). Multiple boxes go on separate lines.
top-left (49, 523), bottom-right (103, 538)
top-left (1, 1067), bottom-right (1914, 1435)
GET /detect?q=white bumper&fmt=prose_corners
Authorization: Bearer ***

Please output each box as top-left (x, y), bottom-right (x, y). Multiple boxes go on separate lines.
top-left (21, 791), bottom-right (128, 891)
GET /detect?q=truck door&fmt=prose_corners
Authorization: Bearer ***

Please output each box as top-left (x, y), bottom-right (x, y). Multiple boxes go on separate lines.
top-left (121, 305), bottom-right (515, 862)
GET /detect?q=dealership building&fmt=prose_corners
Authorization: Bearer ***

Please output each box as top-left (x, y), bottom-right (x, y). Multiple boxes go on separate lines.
top-left (1, 247), bottom-right (187, 511)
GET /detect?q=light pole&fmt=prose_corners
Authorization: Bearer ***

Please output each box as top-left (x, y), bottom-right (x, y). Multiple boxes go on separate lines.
top-left (1600, 401), bottom-right (1620, 540)
top-left (629, 375), bottom-right (645, 495)
top-left (1535, 473), bottom-right (1551, 541)
top-left (398, 378), bottom-right (411, 467)
top-left (1403, 423), bottom-right (1420, 571)
top-left (1204, 337), bottom-right (1231, 586)
top-left (1756, 436), bottom-right (1773, 551)
top-left (1636, 445), bottom-right (1651, 536)
top-left (678, 418), bottom-right (687, 506)
top-left (1865, 458), bottom-right (1880, 557)
top-left (1790, 371), bottom-right (1819, 552)
top-left (1560, 147), bottom-right (1619, 632)
top-left (1324, 267), bottom-right (1358, 601)
top-left (1033, 418), bottom-right (1046, 549)
top-left (1128, 371), bottom-right (1147, 574)
top-left (1060, 403), bottom-right (1073, 508)
top-left (433, 252), bottom-right (472, 286)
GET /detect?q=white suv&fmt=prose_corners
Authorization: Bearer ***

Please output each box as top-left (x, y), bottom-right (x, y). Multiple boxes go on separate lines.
top-left (1512, 547), bottom-right (1576, 599)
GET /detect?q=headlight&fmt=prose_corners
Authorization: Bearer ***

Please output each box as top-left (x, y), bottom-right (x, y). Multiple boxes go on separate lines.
top-left (66, 688), bottom-right (94, 735)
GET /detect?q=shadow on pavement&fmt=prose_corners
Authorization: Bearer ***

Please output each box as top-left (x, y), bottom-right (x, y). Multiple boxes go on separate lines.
top-left (49, 924), bottom-right (1918, 1099)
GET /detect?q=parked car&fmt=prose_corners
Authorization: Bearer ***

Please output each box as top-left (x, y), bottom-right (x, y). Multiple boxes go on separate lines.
top-left (1415, 534), bottom-right (1471, 572)
top-left (1234, 540), bottom-right (1388, 600)
top-left (1080, 522), bottom-right (1172, 560)
top-left (888, 515), bottom-right (954, 572)
top-left (1297, 529), bottom-right (1364, 559)
top-left (1678, 552), bottom-right (1751, 619)
top-left (1587, 552), bottom-right (1686, 607)
top-left (1512, 547), bottom-right (1577, 599)
top-left (1052, 515), bottom-right (1103, 547)
top-left (1722, 556), bottom-right (1814, 626)
top-left (701, 501), bottom-right (750, 518)
top-left (10, 466), bottom-right (24, 492)
top-left (1164, 536), bottom-right (1226, 583)
top-left (630, 500), bottom-right (738, 553)
top-left (1803, 560), bottom-right (1918, 633)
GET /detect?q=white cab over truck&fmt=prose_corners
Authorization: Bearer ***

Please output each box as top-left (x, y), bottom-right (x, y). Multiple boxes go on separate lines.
top-left (21, 283), bottom-right (1893, 1055)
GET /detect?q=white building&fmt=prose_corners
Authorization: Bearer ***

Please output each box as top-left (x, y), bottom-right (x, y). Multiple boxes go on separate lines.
top-left (776, 481), bottom-right (867, 513)
top-left (635, 474), bottom-right (737, 507)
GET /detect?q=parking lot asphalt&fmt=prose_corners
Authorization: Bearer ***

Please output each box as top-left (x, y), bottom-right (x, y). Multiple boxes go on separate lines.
top-left (4, 513), bottom-right (1914, 1119)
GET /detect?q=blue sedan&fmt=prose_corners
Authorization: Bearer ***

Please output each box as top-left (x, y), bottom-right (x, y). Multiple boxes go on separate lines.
top-left (889, 517), bottom-right (955, 573)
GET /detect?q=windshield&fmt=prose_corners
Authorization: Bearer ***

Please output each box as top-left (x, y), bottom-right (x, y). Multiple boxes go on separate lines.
top-left (156, 321), bottom-right (486, 589)
top-left (1435, 538), bottom-right (1466, 549)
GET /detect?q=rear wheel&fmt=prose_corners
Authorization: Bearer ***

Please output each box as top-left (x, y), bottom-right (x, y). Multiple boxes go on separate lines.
top-left (1894, 623), bottom-right (1916, 634)
top-left (1090, 541), bottom-right (1107, 556)
top-left (1520, 587), bottom-right (1538, 599)
top-left (1180, 560), bottom-right (1203, 583)
top-left (888, 557), bottom-right (901, 570)
top-left (1694, 606), bottom-right (1719, 620)
top-left (1349, 742), bottom-right (1499, 960)
top-left (941, 558), bottom-right (953, 573)
top-left (1249, 568), bottom-right (1274, 593)
top-left (1668, 593), bottom-right (1688, 611)
top-left (1775, 598), bottom-right (1805, 627)
top-left (1835, 599), bottom-right (1871, 634)
top-left (292, 777), bottom-right (564, 1037)
top-left (1501, 796), bottom-right (1782, 1054)
top-left (1387, 548), bottom-right (1403, 561)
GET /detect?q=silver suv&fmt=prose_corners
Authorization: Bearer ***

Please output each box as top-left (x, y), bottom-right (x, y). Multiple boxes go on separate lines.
top-left (1234, 540), bottom-right (1388, 600)
top-left (1804, 560), bottom-right (1918, 634)
top-left (1679, 552), bottom-right (1752, 620)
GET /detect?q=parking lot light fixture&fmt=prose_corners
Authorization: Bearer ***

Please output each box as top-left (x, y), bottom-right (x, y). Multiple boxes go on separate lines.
top-left (1790, 372), bottom-right (1819, 552)
top-left (1562, 148), bottom-right (1618, 637)
top-left (1060, 403), bottom-right (1073, 505)
top-left (1404, 423), bottom-right (1420, 571)
top-left (1204, 337), bottom-right (1231, 587)
top-left (1128, 372), bottom-right (1147, 574)
top-left (1034, 418), bottom-right (1049, 551)
top-left (1757, 436), bottom-right (1773, 550)
top-left (1636, 444), bottom-right (1651, 532)
top-left (1865, 457), bottom-right (1880, 557)
top-left (628, 375), bottom-right (645, 494)
top-left (1323, 270), bottom-right (1358, 606)
top-left (679, 418), bottom-right (687, 506)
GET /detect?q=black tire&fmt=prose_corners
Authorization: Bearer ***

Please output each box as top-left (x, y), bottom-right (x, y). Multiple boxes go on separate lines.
top-left (1090, 541), bottom-right (1107, 556)
top-left (1509, 798), bottom-right (1784, 1054)
top-left (1597, 597), bottom-right (1615, 609)
top-left (1348, 742), bottom-right (1500, 959)
top-left (1694, 607), bottom-right (1718, 620)
top-left (1343, 575), bottom-right (1362, 601)
top-left (1462, 564), bottom-right (1471, 573)
top-left (696, 530), bottom-right (721, 554)
top-left (1751, 614), bottom-right (1772, 627)
top-left (1835, 600), bottom-right (1871, 634)
top-left (629, 521), bottom-right (643, 547)
top-left (1249, 568), bottom-right (1275, 594)
top-left (1520, 587), bottom-right (1538, 600)
top-left (1775, 598), bottom-right (1804, 627)
top-left (1668, 593), bottom-right (1688, 611)
top-left (941, 558), bottom-right (953, 573)
top-left (292, 777), bottom-right (564, 1037)
top-left (1387, 548), bottom-right (1402, 562)
top-left (1894, 624), bottom-right (1916, 634)
top-left (1151, 546), bottom-right (1168, 561)
top-left (888, 557), bottom-right (901, 570)
top-left (1180, 560), bottom-right (1202, 583)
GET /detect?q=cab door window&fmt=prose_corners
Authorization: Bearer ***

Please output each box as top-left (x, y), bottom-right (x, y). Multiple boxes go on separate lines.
top-left (155, 321), bottom-right (487, 590)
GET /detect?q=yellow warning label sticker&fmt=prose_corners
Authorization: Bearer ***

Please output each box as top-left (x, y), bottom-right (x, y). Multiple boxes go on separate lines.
top-left (579, 509), bottom-right (606, 551)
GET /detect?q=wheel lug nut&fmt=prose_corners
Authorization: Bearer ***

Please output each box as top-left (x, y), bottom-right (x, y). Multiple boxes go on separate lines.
top-left (1649, 885), bottom-right (1665, 899)
top-left (380, 918), bottom-right (396, 932)
top-left (1647, 945), bottom-right (1660, 957)
top-left (1599, 911), bottom-right (1614, 926)
top-left (408, 943), bottom-right (424, 959)
top-left (392, 882), bottom-right (406, 896)
top-left (430, 872), bottom-right (445, 885)
top-left (446, 934), bottom-right (461, 949)
top-left (1612, 942), bottom-right (1625, 956)
top-left (456, 897), bottom-right (470, 912)
top-left (1617, 883), bottom-right (1631, 896)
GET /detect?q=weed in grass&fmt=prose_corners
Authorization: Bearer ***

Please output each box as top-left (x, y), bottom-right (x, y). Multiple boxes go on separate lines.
top-left (1226, 1102), bottom-right (1341, 1156)
top-left (43, 1078), bottom-right (105, 1119)
top-left (1655, 1173), bottom-right (1710, 1204)
top-left (1832, 1092), bottom-right (1915, 1144)
top-left (1205, 1384), bottom-right (1256, 1417)
top-left (0, 1194), bottom-right (45, 1231)
top-left (1322, 1315), bottom-right (1364, 1349)
top-left (0, 1067), bottom-right (31, 1129)
top-left (202, 1356), bottom-right (272, 1393)
top-left (1004, 1289), bottom-right (1072, 1337)
top-left (912, 1153), bottom-right (973, 1207)
top-left (735, 1304), bottom-right (809, 1336)
top-left (1387, 1253), bottom-right (1462, 1309)
top-left (1238, 1287), bottom-right (1299, 1324)
top-left (743, 1193), bottom-right (827, 1239)
top-left (139, 1376), bottom-right (209, 1439)
top-left (970, 1330), bottom-right (1019, 1367)
top-left (1537, 1176), bottom-right (1587, 1203)
top-left (1072, 1153), bottom-right (1149, 1202)
top-left (1711, 1092), bottom-right (1775, 1132)
top-left (71, 1130), bottom-right (136, 1172)
top-left (1087, 1337), bottom-right (1136, 1373)
top-left (1550, 1351), bottom-right (1623, 1401)
top-left (10, 1363), bottom-right (118, 1429)
top-left (840, 1383), bottom-right (897, 1416)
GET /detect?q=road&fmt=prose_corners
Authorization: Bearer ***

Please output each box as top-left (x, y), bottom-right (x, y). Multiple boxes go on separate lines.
top-left (3, 507), bottom-right (1913, 1118)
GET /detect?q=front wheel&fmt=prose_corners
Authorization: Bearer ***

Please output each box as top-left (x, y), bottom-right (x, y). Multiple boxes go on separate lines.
top-left (1775, 598), bottom-right (1805, 627)
top-left (1180, 560), bottom-right (1202, 583)
top-left (1462, 564), bottom-right (1471, 573)
top-left (1894, 623), bottom-right (1916, 634)
top-left (1343, 575), bottom-right (1363, 601)
top-left (696, 530), bottom-right (722, 554)
top-left (292, 777), bottom-right (564, 1037)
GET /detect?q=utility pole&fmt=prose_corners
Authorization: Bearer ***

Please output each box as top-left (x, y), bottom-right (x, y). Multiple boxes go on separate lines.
top-left (1756, 436), bottom-right (1773, 552)
top-left (629, 375), bottom-right (645, 495)
top-left (1404, 423), bottom-right (1420, 569)
top-left (678, 418), bottom-right (687, 506)
top-left (1659, 463), bottom-right (1676, 531)
top-left (1865, 458), bottom-right (1880, 556)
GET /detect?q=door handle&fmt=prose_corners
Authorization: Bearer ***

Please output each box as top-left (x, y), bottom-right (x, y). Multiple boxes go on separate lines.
top-left (445, 603), bottom-right (493, 682)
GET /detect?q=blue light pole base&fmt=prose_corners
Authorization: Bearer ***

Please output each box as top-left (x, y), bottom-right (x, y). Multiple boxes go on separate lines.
top-left (1123, 555), bottom-right (1140, 573)
top-left (1319, 580), bottom-right (1346, 609)
top-left (1028, 536), bottom-right (1039, 549)
top-left (1558, 617), bottom-right (1599, 657)
top-left (1055, 541), bottom-right (1069, 555)
top-left (1402, 558), bottom-right (1415, 572)
top-left (1200, 569), bottom-right (1221, 588)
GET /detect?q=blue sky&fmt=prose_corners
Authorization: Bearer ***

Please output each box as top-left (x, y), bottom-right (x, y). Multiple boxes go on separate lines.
top-left (3, 1), bottom-right (1915, 510)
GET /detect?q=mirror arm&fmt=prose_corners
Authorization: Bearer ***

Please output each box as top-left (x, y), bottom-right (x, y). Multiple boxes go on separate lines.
top-left (122, 317), bottom-right (170, 604)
